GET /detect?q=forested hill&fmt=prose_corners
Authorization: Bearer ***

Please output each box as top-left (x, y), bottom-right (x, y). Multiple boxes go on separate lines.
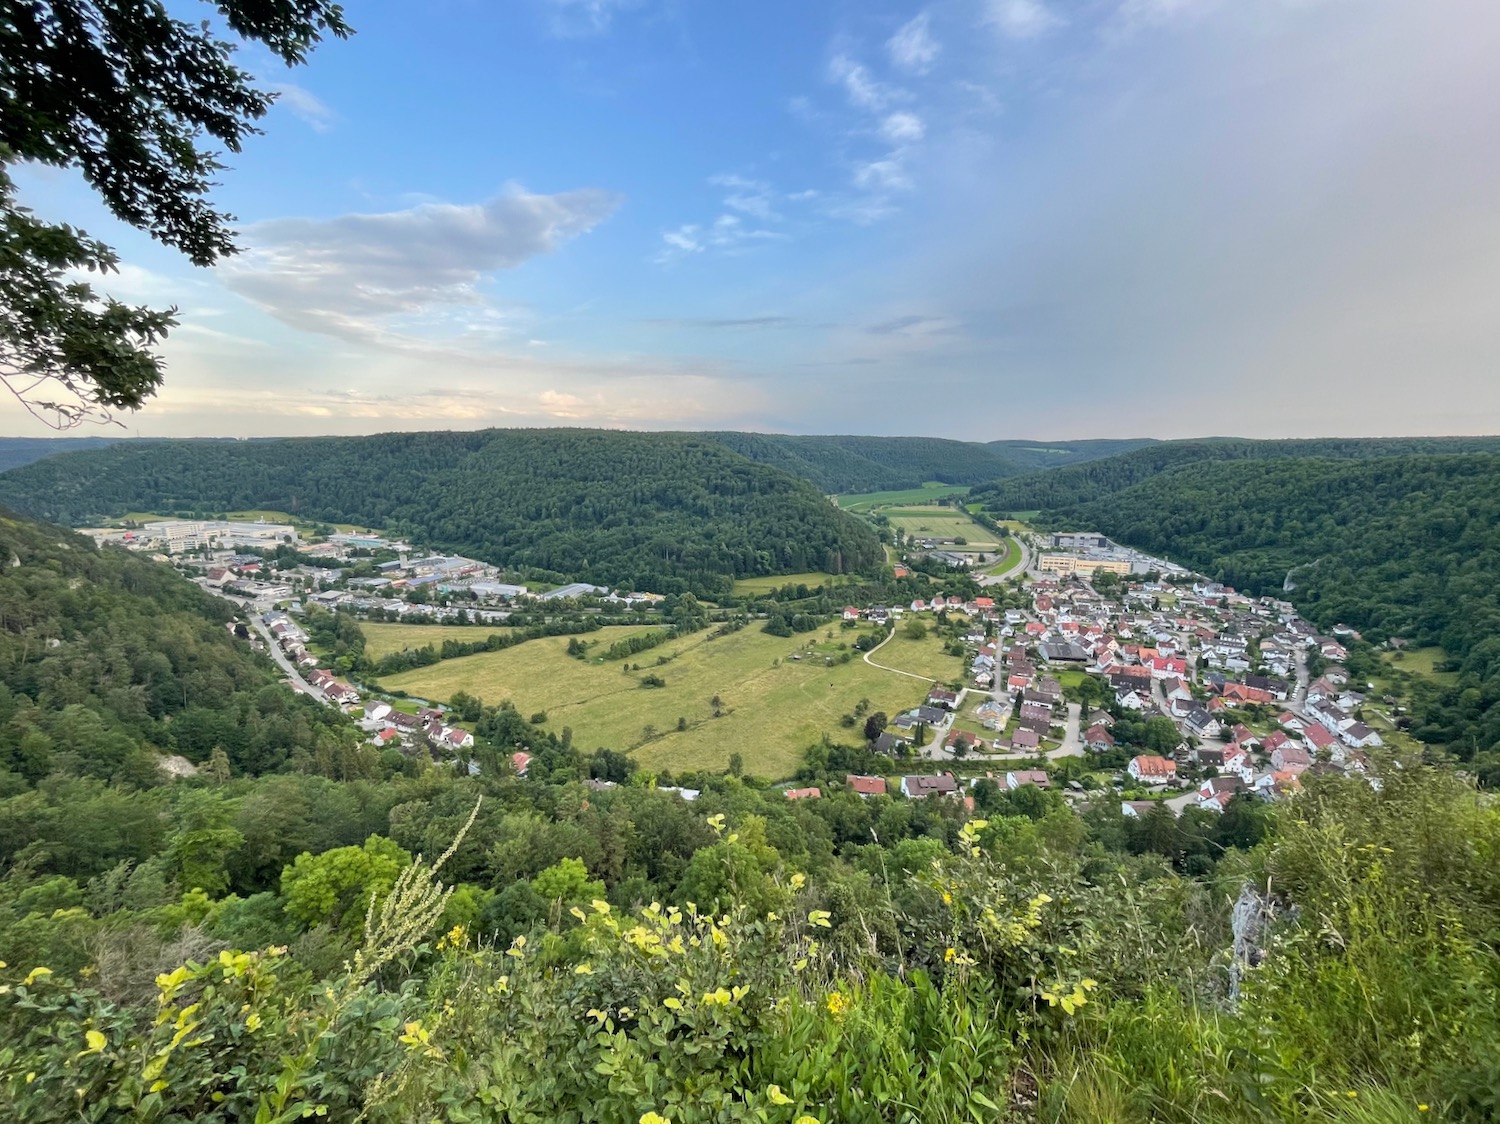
top-left (970, 435), bottom-right (1500, 512)
top-left (0, 506), bottom-right (351, 787)
top-left (0, 430), bottom-right (883, 597)
top-left (701, 432), bottom-right (1154, 493)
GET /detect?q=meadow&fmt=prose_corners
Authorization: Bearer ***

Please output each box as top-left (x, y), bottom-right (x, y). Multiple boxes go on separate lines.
top-left (979, 536), bottom-right (1023, 576)
top-left (1381, 645), bottom-right (1457, 685)
top-left (360, 621), bottom-right (516, 660)
top-left (730, 572), bottom-right (844, 596)
top-left (868, 629), bottom-right (967, 682)
top-left (380, 623), bottom-right (957, 777)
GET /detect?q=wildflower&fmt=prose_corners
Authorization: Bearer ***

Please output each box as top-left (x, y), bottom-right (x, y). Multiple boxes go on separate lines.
top-left (641, 1113), bottom-right (671, 1124)
top-left (768, 1085), bottom-right (794, 1105)
top-left (796, 1116), bottom-right (821, 1124)
top-left (1346, 1091), bottom-right (1358, 1098)
top-left (941, 891), bottom-right (953, 905)
top-left (81, 1030), bottom-right (107, 1055)
top-left (1419, 1106), bottom-right (1430, 1113)
top-left (574, 963), bottom-right (594, 975)
top-left (826, 992), bottom-right (849, 1018)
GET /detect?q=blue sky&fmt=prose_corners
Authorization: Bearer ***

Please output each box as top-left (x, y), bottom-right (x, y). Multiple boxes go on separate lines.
top-left (10, 0), bottom-right (1500, 439)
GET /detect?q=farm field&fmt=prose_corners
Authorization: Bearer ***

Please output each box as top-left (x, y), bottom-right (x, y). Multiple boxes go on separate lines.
top-left (1381, 646), bottom-right (1456, 685)
top-left (731, 572), bottom-right (843, 596)
top-left (361, 622), bottom-right (516, 660)
top-left (111, 509), bottom-right (379, 535)
top-left (883, 506), bottom-right (999, 549)
top-left (837, 483), bottom-right (971, 513)
top-left (380, 624), bottom-right (935, 778)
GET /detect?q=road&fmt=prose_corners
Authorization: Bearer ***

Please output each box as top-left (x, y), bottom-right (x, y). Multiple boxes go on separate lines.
top-left (977, 535), bottom-right (1031, 586)
top-left (195, 578), bottom-right (330, 702)
top-left (1047, 702), bottom-right (1083, 759)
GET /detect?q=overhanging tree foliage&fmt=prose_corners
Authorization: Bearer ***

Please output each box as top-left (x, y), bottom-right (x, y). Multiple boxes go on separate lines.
top-left (0, 0), bottom-right (349, 424)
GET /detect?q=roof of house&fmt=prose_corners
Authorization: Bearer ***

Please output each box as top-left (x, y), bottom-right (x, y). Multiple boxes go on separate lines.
top-left (846, 774), bottom-right (888, 796)
top-left (902, 774), bottom-right (959, 797)
top-left (1130, 754), bottom-right (1178, 778)
top-left (784, 787), bottom-right (822, 800)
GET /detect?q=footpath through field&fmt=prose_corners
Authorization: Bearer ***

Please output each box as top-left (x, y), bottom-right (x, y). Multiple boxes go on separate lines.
top-left (861, 628), bottom-right (938, 682)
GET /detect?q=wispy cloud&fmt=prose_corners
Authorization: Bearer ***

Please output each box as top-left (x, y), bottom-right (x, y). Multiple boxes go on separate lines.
top-left (709, 173), bottom-right (780, 221)
top-left (543, 0), bottom-right (637, 37)
top-left (880, 111), bottom-right (926, 144)
top-left (655, 213), bottom-right (785, 263)
top-left (985, 0), bottom-right (1063, 39)
top-left (223, 186), bottom-right (620, 342)
top-left (828, 53), bottom-right (903, 111)
top-left (644, 316), bottom-right (796, 329)
top-left (887, 12), bottom-right (941, 74)
top-left (271, 83), bottom-right (337, 132)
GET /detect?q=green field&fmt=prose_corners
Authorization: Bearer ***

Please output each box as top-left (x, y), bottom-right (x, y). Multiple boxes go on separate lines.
top-left (1380, 646), bottom-right (1458, 686)
top-left (837, 483), bottom-right (971, 513)
top-left (112, 510), bottom-right (379, 536)
top-left (731, 572), bottom-right (843, 595)
top-left (379, 624), bottom-right (935, 778)
top-left (869, 630), bottom-right (966, 683)
top-left (361, 622), bottom-right (516, 660)
top-left (883, 507), bottom-right (999, 549)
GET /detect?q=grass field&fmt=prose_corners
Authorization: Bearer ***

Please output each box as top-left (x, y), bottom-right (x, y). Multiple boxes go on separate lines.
top-left (979, 537), bottom-right (1022, 577)
top-left (731, 572), bottom-right (843, 596)
top-left (379, 624), bottom-right (937, 778)
top-left (361, 622), bottom-right (516, 660)
top-left (837, 483), bottom-right (971, 513)
top-left (870, 630), bottom-right (966, 683)
top-left (883, 507), bottom-right (999, 549)
top-left (113, 510), bottom-right (378, 536)
top-left (1380, 646), bottom-right (1458, 687)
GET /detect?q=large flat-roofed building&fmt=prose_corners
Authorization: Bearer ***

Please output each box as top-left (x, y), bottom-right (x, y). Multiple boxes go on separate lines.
top-left (1038, 553), bottom-right (1133, 576)
top-left (142, 520), bottom-right (298, 553)
top-left (1050, 531), bottom-right (1109, 550)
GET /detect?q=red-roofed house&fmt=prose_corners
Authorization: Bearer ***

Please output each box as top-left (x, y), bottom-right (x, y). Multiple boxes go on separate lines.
top-left (1128, 755), bottom-right (1178, 783)
top-left (846, 775), bottom-right (888, 797)
top-left (785, 787), bottom-right (822, 801)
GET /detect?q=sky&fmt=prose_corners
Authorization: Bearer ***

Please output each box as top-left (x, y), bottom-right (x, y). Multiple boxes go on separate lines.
top-left (9, 0), bottom-right (1500, 440)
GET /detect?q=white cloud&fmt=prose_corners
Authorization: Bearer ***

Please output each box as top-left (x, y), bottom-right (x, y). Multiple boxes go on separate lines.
top-left (271, 83), bottom-right (337, 132)
top-left (223, 186), bottom-right (620, 341)
top-left (880, 111), bottom-right (926, 143)
top-left (985, 0), bottom-right (1063, 39)
top-left (887, 12), bottom-right (941, 74)
top-left (828, 53), bottom-right (901, 111)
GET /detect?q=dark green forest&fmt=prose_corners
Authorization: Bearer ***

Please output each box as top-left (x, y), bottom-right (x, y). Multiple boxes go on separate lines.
top-left (704, 433), bottom-right (1154, 493)
top-left (0, 431), bottom-right (883, 597)
top-left (970, 435), bottom-right (1500, 513)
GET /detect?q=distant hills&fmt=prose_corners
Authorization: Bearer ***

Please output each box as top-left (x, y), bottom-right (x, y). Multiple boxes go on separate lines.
top-left (704, 433), bottom-right (1156, 493)
top-left (0, 431), bottom-right (1157, 496)
top-left (0, 430), bottom-right (884, 598)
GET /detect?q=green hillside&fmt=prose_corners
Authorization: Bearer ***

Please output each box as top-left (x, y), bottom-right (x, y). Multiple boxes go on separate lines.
top-left (970, 435), bottom-right (1500, 512)
top-left (0, 430), bottom-right (883, 598)
top-left (702, 432), bottom-right (1154, 493)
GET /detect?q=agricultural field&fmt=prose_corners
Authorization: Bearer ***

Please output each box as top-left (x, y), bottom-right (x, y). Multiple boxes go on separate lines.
top-left (361, 621), bottom-right (516, 660)
top-left (380, 624), bottom-right (935, 778)
top-left (837, 483), bottom-right (971, 513)
top-left (111, 509), bottom-right (379, 536)
top-left (731, 572), bottom-right (843, 596)
top-left (882, 506), bottom-right (999, 549)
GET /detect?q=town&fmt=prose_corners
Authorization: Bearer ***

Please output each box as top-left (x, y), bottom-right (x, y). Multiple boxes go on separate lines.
top-left (115, 509), bottom-right (1391, 826)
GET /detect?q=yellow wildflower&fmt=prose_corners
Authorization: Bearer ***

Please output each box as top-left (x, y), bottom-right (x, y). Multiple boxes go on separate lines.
top-left (81, 1030), bottom-right (107, 1055)
top-left (574, 963), bottom-right (594, 975)
top-left (641, 1113), bottom-right (671, 1124)
top-left (826, 992), bottom-right (849, 1018)
top-left (796, 1116), bottom-right (821, 1124)
top-left (945, 947), bottom-right (957, 962)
